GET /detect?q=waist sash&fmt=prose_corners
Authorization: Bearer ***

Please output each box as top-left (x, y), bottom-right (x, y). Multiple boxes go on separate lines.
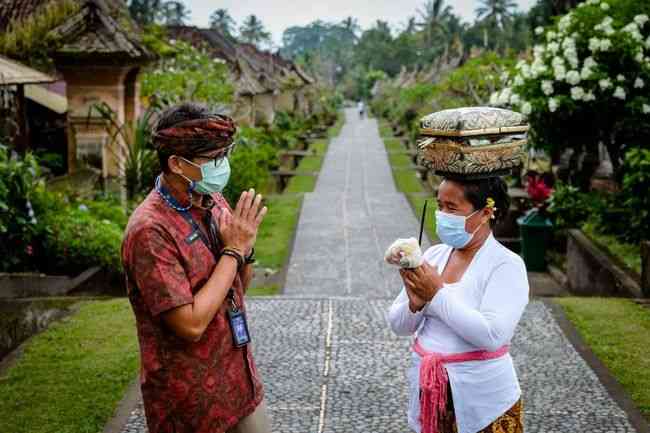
top-left (412, 339), bottom-right (509, 433)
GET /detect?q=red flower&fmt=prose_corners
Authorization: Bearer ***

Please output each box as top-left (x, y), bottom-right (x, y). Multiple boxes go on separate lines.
top-left (25, 244), bottom-right (33, 256)
top-left (526, 177), bottom-right (553, 203)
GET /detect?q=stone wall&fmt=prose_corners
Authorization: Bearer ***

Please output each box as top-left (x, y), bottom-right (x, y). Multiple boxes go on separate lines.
top-left (567, 229), bottom-right (642, 297)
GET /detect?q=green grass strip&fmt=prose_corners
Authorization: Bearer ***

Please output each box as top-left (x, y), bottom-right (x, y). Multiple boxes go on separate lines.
top-left (380, 132), bottom-right (437, 241)
top-left (284, 176), bottom-right (317, 193)
top-left (406, 193), bottom-right (436, 242)
top-left (384, 138), bottom-right (404, 152)
top-left (392, 168), bottom-right (425, 194)
top-left (253, 119), bottom-right (338, 295)
top-left (327, 114), bottom-right (344, 138)
top-left (0, 299), bottom-right (138, 433)
top-left (378, 122), bottom-right (393, 138)
top-left (256, 194), bottom-right (303, 271)
top-left (388, 152), bottom-right (412, 167)
top-left (555, 297), bottom-right (650, 420)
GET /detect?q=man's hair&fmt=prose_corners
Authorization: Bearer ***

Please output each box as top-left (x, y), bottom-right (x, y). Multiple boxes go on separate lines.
top-left (154, 102), bottom-right (214, 172)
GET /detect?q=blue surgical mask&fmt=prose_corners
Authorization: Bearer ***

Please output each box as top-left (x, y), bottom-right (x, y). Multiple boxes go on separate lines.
top-left (183, 157), bottom-right (231, 194)
top-left (435, 209), bottom-right (483, 249)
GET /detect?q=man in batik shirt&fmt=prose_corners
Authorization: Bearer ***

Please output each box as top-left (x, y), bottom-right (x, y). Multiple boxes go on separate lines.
top-left (122, 103), bottom-right (270, 433)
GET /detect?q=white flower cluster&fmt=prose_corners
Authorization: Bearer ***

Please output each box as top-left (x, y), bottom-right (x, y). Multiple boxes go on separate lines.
top-left (541, 80), bottom-right (554, 95)
top-left (589, 37), bottom-right (612, 52)
top-left (489, 2), bottom-right (650, 118)
top-left (594, 16), bottom-right (615, 36)
top-left (581, 56), bottom-right (597, 80)
top-left (622, 22), bottom-right (644, 42)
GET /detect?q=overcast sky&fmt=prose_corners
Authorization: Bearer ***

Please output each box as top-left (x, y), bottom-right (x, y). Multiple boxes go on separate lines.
top-left (185, 0), bottom-right (537, 47)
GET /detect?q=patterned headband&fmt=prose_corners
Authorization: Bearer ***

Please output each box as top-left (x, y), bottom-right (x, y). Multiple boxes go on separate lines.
top-left (153, 115), bottom-right (237, 155)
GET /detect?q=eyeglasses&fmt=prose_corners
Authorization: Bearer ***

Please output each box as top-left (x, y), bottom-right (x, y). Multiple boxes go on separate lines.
top-left (194, 144), bottom-right (235, 168)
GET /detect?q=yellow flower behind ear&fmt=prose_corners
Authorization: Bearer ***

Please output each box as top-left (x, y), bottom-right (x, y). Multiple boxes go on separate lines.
top-left (486, 197), bottom-right (496, 209)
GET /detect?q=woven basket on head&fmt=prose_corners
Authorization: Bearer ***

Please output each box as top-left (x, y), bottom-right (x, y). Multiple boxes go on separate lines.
top-left (417, 107), bottom-right (528, 180)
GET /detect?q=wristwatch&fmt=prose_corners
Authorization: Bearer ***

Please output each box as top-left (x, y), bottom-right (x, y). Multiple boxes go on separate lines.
top-left (245, 248), bottom-right (256, 265)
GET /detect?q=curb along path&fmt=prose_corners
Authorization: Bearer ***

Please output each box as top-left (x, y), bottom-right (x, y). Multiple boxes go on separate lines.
top-left (118, 110), bottom-right (639, 433)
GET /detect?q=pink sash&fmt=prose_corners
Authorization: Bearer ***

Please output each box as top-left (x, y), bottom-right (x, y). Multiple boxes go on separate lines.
top-left (412, 339), bottom-right (509, 433)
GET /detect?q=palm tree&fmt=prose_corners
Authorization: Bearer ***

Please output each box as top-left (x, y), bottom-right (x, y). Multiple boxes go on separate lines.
top-left (340, 16), bottom-right (360, 40)
top-left (404, 17), bottom-right (418, 35)
top-left (417, 0), bottom-right (453, 45)
top-left (475, 0), bottom-right (517, 48)
top-left (239, 15), bottom-right (272, 48)
top-left (159, 1), bottom-right (190, 25)
top-left (128, 0), bottom-right (165, 26)
top-left (209, 9), bottom-right (236, 38)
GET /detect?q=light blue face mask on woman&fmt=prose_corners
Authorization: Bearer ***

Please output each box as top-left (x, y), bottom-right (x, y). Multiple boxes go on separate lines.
top-left (182, 157), bottom-right (231, 194)
top-left (435, 209), bottom-right (484, 249)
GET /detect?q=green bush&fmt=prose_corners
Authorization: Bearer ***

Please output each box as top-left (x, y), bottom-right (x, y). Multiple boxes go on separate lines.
top-left (607, 147), bottom-right (650, 242)
top-left (223, 139), bottom-right (278, 205)
top-left (493, 0), bottom-right (650, 178)
top-left (0, 147), bottom-right (43, 271)
top-left (547, 181), bottom-right (606, 229)
top-left (26, 188), bottom-right (124, 275)
top-left (37, 205), bottom-right (123, 276)
top-left (371, 51), bottom-right (517, 141)
top-left (550, 147), bottom-right (650, 245)
top-left (141, 33), bottom-right (234, 107)
top-left (34, 150), bottom-right (65, 175)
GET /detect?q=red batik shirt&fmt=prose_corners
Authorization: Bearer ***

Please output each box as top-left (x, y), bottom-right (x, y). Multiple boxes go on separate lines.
top-left (121, 189), bottom-right (264, 433)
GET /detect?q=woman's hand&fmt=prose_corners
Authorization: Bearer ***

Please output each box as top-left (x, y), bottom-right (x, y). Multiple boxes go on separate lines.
top-left (399, 262), bottom-right (444, 308)
top-left (219, 189), bottom-right (267, 254)
top-left (386, 250), bottom-right (405, 266)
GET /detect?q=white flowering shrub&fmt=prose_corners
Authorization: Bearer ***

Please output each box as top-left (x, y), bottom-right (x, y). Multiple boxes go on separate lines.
top-left (490, 0), bottom-right (650, 173)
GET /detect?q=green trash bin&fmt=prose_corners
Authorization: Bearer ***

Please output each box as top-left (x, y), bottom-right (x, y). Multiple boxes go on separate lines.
top-left (517, 209), bottom-right (553, 272)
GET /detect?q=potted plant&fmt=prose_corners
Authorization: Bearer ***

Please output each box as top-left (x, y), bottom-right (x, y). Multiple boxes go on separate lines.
top-left (517, 171), bottom-right (554, 272)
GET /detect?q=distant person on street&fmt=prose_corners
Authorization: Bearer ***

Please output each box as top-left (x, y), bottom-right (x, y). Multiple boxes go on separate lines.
top-left (387, 176), bottom-right (529, 433)
top-left (122, 102), bottom-right (270, 433)
top-left (358, 100), bottom-right (365, 118)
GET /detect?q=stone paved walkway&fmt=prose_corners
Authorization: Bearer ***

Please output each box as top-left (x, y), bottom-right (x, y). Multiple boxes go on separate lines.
top-left (119, 110), bottom-right (638, 433)
top-left (284, 109), bottom-right (432, 298)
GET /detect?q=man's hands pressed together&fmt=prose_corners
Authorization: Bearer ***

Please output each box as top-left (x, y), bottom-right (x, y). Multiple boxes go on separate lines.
top-left (220, 188), bottom-right (268, 256)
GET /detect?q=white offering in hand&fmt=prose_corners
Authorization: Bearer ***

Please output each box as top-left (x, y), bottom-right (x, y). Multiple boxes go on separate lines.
top-left (384, 237), bottom-right (423, 269)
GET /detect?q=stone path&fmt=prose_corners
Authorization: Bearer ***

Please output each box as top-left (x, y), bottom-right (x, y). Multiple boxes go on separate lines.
top-left (283, 109), bottom-right (431, 298)
top-left (119, 110), bottom-right (639, 433)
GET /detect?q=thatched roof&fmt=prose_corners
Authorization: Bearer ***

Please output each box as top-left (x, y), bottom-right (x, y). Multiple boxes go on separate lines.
top-left (1, 0), bottom-right (152, 65)
top-left (167, 26), bottom-right (238, 64)
top-left (0, 0), bottom-right (125, 31)
top-left (0, 54), bottom-right (55, 85)
top-left (167, 26), bottom-right (315, 97)
top-left (47, 0), bottom-right (153, 64)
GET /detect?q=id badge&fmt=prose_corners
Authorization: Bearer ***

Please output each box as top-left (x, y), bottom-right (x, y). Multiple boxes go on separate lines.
top-left (227, 308), bottom-right (251, 347)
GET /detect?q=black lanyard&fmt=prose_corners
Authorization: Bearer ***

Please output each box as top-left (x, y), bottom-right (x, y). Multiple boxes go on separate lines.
top-left (155, 176), bottom-right (239, 308)
top-left (178, 209), bottom-right (221, 259)
top-left (155, 175), bottom-right (221, 258)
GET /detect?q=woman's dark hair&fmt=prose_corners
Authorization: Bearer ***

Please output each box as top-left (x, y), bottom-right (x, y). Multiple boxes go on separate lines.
top-left (447, 176), bottom-right (510, 227)
top-left (154, 102), bottom-right (213, 172)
